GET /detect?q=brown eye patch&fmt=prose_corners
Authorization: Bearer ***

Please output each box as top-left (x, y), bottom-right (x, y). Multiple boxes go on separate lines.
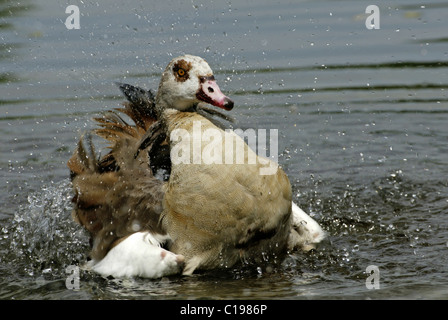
top-left (173, 59), bottom-right (192, 82)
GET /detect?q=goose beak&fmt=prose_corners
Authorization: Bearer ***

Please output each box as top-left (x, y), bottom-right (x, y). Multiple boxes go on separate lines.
top-left (197, 76), bottom-right (234, 111)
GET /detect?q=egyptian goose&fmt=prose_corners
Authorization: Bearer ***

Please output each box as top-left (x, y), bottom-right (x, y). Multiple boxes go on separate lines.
top-left (68, 54), bottom-right (324, 278)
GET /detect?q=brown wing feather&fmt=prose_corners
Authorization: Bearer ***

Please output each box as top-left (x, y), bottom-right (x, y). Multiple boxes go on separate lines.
top-left (68, 88), bottom-right (168, 261)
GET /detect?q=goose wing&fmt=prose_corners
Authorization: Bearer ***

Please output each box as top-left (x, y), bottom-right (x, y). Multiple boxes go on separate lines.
top-left (68, 84), bottom-right (168, 261)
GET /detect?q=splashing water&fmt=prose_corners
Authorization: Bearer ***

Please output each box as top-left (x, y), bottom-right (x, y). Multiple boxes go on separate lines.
top-left (4, 179), bottom-right (89, 278)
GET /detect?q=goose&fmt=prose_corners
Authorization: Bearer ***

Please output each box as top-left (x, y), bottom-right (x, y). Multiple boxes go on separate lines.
top-left (68, 54), bottom-right (325, 278)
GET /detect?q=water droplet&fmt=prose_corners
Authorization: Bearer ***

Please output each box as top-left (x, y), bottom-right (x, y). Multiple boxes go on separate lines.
top-left (131, 220), bottom-right (141, 232)
top-left (35, 276), bottom-right (46, 286)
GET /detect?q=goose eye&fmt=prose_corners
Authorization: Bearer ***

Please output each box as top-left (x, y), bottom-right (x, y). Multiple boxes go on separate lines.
top-left (177, 68), bottom-right (186, 77)
top-left (172, 59), bottom-right (191, 82)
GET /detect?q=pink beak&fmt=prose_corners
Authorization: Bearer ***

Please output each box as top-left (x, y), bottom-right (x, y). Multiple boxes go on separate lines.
top-left (196, 76), bottom-right (234, 111)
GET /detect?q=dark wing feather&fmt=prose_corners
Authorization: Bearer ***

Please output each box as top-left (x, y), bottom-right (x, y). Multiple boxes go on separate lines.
top-left (68, 83), bottom-right (169, 260)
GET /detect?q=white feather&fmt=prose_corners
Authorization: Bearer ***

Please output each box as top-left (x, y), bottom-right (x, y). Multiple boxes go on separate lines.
top-left (288, 201), bottom-right (326, 251)
top-left (86, 232), bottom-right (184, 279)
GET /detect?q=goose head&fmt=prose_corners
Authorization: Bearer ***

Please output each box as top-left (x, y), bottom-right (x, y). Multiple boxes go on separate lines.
top-left (155, 55), bottom-right (234, 113)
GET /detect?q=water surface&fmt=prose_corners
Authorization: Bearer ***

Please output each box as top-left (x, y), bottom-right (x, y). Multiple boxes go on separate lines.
top-left (1, 0), bottom-right (447, 300)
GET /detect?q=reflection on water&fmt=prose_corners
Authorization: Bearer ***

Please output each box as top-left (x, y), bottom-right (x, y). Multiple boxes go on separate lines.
top-left (1, 0), bottom-right (448, 299)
